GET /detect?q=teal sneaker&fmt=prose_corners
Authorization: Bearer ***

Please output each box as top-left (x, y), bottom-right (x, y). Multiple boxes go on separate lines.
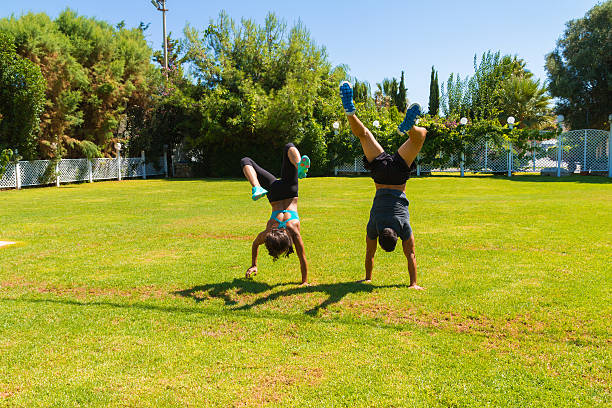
top-left (251, 186), bottom-right (268, 201)
top-left (297, 155), bottom-right (311, 179)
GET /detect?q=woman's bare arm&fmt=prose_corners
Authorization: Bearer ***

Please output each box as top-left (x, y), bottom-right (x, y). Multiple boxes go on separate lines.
top-left (247, 230), bottom-right (267, 278)
top-left (288, 223), bottom-right (308, 285)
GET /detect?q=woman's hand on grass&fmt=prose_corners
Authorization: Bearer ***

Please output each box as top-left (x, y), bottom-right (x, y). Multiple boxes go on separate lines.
top-left (245, 266), bottom-right (257, 279)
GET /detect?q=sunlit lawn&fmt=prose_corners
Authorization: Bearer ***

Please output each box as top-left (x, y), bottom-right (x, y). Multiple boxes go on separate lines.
top-left (0, 175), bottom-right (610, 407)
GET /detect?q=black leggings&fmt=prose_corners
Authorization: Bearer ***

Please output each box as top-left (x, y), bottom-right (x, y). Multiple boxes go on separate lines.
top-left (240, 143), bottom-right (298, 202)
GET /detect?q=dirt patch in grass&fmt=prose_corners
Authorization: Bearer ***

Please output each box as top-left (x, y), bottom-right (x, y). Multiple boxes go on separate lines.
top-left (176, 232), bottom-right (252, 241)
top-left (140, 249), bottom-right (181, 264)
top-left (35, 285), bottom-right (171, 300)
top-left (1, 280), bottom-right (172, 300)
top-left (200, 321), bottom-right (245, 340)
top-left (344, 299), bottom-right (550, 338)
top-left (234, 365), bottom-right (324, 407)
top-left (0, 384), bottom-right (20, 399)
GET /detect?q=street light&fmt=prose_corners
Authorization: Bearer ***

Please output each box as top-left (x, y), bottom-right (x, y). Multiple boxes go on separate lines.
top-left (507, 116), bottom-right (516, 130)
top-left (151, 0), bottom-right (169, 73)
top-left (506, 117), bottom-right (516, 177)
top-left (459, 118), bottom-right (468, 177)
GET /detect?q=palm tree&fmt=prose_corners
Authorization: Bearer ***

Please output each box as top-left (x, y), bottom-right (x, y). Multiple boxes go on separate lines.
top-left (497, 76), bottom-right (552, 129)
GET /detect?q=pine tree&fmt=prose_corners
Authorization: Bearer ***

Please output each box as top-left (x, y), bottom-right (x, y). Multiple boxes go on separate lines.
top-left (428, 66), bottom-right (440, 116)
top-left (397, 71), bottom-right (407, 112)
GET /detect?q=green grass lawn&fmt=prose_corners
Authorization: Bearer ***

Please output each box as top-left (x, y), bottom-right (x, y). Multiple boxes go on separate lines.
top-left (1, 175), bottom-right (611, 407)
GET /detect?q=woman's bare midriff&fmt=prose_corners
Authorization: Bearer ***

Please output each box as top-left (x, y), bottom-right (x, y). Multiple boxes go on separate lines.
top-left (375, 183), bottom-right (405, 192)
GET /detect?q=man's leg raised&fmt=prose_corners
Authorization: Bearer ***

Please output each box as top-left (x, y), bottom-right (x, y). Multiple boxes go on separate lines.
top-left (340, 81), bottom-right (384, 163)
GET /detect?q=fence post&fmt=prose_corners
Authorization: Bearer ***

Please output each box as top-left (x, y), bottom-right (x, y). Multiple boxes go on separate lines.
top-left (334, 166), bottom-right (338, 176)
top-left (416, 154), bottom-right (421, 176)
top-left (484, 140), bottom-right (488, 172)
top-left (557, 133), bottom-right (562, 177)
top-left (88, 160), bottom-right (93, 183)
top-left (15, 161), bottom-right (21, 190)
top-left (141, 151), bottom-right (147, 180)
top-left (354, 157), bottom-right (358, 172)
top-left (163, 145), bottom-right (169, 178)
top-left (507, 144), bottom-right (512, 177)
top-left (532, 141), bottom-right (536, 172)
top-left (608, 115), bottom-right (612, 178)
top-left (583, 129), bottom-right (588, 173)
top-left (56, 160), bottom-right (60, 187)
top-left (117, 146), bottom-right (122, 181)
top-left (460, 151), bottom-right (465, 177)
top-left (171, 154), bottom-right (175, 177)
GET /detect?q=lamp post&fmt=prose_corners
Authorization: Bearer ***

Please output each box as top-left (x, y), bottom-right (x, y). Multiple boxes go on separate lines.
top-left (459, 117), bottom-right (467, 177)
top-left (506, 116), bottom-right (515, 177)
top-left (556, 115), bottom-right (564, 177)
top-left (507, 116), bottom-right (515, 130)
top-left (332, 121), bottom-right (340, 135)
top-left (152, 0), bottom-right (169, 73)
top-left (332, 122), bottom-right (340, 175)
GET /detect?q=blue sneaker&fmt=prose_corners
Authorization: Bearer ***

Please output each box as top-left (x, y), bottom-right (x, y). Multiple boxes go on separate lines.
top-left (339, 81), bottom-right (356, 115)
top-left (297, 155), bottom-right (310, 179)
top-left (397, 103), bottom-right (422, 135)
top-left (251, 186), bottom-right (268, 201)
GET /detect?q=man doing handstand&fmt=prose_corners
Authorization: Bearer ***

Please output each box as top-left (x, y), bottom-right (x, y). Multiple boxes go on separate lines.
top-left (340, 81), bottom-right (427, 289)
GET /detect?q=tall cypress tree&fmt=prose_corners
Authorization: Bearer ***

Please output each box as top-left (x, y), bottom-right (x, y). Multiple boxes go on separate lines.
top-left (429, 66), bottom-right (440, 116)
top-left (397, 71), bottom-right (407, 112)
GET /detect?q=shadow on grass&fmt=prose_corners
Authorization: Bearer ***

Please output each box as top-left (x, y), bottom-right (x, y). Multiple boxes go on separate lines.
top-left (1, 292), bottom-right (404, 330)
top-left (175, 279), bottom-right (411, 316)
top-left (421, 173), bottom-right (612, 184)
top-left (164, 174), bottom-right (612, 184)
top-left (173, 278), bottom-right (293, 306)
top-left (504, 175), bottom-right (612, 184)
top-left (2, 280), bottom-right (413, 322)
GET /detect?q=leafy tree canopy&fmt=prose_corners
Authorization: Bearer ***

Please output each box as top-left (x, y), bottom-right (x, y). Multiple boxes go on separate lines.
top-left (0, 32), bottom-right (46, 159)
top-left (441, 51), bottom-right (551, 129)
top-left (0, 10), bottom-right (158, 158)
top-left (546, 1), bottom-right (612, 129)
top-left (180, 11), bottom-right (346, 176)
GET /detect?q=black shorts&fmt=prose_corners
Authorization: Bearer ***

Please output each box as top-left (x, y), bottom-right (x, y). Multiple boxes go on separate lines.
top-left (240, 143), bottom-right (298, 202)
top-left (363, 152), bottom-right (411, 185)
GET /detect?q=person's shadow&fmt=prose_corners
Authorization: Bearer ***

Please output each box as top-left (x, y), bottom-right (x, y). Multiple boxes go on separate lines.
top-left (174, 279), bottom-right (411, 316)
top-left (173, 278), bottom-right (292, 306)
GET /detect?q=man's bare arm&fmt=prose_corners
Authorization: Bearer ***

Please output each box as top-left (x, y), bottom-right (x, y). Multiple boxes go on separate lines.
top-left (364, 236), bottom-right (377, 281)
top-left (402, 236), bottom-right (424, 290)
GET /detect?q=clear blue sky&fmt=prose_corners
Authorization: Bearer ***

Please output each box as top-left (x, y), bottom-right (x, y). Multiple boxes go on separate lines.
top-left (1, 0), bottom-right (602, 105)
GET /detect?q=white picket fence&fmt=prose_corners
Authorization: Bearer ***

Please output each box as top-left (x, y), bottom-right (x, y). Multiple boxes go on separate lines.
top-left (335, 129), bottom-right (612, 177)
top-left (1, 152), bottom-right (167, 190)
